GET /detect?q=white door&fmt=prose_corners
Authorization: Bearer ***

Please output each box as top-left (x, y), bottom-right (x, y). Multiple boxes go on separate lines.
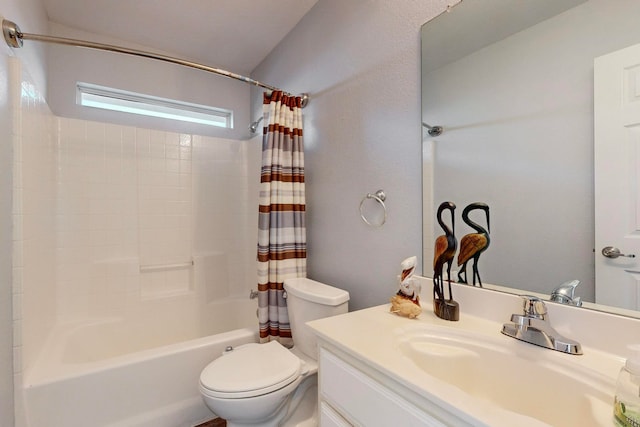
top-left (594, 43), bottom-right (640, 310)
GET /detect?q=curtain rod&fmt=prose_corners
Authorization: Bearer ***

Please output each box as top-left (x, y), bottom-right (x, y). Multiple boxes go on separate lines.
top-left (1, 19), bottom-right (309, 108)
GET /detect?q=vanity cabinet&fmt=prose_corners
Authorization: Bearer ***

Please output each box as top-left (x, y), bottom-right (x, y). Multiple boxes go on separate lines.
top-left (318, 345), bottom-right (447, 427)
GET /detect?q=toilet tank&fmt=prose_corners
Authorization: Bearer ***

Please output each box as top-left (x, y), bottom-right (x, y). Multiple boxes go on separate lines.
top-left (284, 278), bottom-right (349, 360)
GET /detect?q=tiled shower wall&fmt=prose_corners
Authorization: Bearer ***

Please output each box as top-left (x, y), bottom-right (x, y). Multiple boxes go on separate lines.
top-left (55, 119), bottom-right (197, 316)
top-left (11, 59), bottom-right (57, 425)
top-left (54, 118), bottom-right (260, 318)
top-left (12, 59), bottom-right (261, 410)
top-left (55, 118), bottom-right (261, 316)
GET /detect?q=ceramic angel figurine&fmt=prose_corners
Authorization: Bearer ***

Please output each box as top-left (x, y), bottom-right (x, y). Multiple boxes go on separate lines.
top-left (390, 256), bottom-right (422, 319)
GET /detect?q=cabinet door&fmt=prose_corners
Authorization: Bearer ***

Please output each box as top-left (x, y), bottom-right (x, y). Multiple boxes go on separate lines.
top-left (319, 349), bottom-right (446, 427)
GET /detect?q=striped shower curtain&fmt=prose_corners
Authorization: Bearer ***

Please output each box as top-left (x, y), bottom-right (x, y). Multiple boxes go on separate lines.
top-left (257, 91), bottom-right (306, 347)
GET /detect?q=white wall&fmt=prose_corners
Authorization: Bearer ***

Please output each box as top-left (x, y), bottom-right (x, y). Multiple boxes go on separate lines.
top-left (52, 118), bottom-right (259, 322)
top-left (424, 0), bottom-right (640, 299)
top-left (2, 4), bottom-right (263, 424)
top-left (0, 52), bottom-right (15, 427)
top-left (14, 88), bottom-right (260, 427)
top-left (251, 0), bottom-right (452, 310)
top-left (0, 0), bottom-right (49, 91)
top-left (0, 0), bottom-right (49, 425)
top-left (47, 23), bottom-right (253, 140)
top-left (13, 63), bottom-right (57, 427)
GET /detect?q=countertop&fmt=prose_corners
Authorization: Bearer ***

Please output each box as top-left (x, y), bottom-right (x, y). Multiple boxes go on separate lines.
top-left (308, 278), bottom-right (624, 426)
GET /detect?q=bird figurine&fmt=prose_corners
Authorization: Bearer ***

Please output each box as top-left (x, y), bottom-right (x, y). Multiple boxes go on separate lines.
top-left (432, 201), bottom-right (459, 321)
top-left (457, 202), bottom-right (490, 288)
top-left (390, 256), bottom-right (422, 318)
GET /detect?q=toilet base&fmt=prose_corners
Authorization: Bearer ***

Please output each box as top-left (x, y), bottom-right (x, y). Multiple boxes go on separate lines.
top-left (222, 375), bottom-right (317, 427)
top-left (279, 376), bottom-right (317, 427)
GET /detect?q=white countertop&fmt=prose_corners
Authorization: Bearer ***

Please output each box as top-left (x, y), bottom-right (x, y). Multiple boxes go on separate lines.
top-left (308, 277), bottom-right (629, 426)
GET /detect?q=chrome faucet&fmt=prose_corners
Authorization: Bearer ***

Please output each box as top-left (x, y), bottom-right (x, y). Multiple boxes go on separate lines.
top-left (550, 280), bottom-right (582, 307)
top-left (501, 295), bottom-right (583, 355)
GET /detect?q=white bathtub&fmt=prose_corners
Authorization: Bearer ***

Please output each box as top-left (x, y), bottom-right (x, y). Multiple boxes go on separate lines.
top-left (21, 297), bottom-right (259, 427)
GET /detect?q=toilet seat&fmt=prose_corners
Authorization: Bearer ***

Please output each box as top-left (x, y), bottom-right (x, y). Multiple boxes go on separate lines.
top-left (200, 341), bottom-right (302, 399)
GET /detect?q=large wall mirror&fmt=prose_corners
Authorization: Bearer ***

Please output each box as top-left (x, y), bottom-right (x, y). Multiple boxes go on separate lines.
top-left (422, 0), bottom-right (640, 316)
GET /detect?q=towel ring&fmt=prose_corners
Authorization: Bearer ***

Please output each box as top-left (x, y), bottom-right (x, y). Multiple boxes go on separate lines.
top-left (359, 190), bottom-right (387, 227)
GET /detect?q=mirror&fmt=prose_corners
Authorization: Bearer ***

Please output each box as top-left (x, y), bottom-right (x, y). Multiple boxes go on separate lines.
top-left (421, 0), bottom-right (640, 316)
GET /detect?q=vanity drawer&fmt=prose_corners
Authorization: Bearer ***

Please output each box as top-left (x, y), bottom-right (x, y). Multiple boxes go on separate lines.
top-left (319, 348), bottom-right (445, 427)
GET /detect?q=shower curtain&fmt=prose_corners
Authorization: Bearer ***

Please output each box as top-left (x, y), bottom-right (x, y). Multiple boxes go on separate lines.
top-left (257, 91), bottom-right (307, 346)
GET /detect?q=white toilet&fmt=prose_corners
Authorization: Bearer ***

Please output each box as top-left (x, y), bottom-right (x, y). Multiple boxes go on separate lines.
top-left (199, 278), bottom-right (349, 427)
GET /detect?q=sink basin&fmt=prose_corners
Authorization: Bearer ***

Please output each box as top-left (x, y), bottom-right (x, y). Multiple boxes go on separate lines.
top-left (396, 325), bottom-right (615, 426)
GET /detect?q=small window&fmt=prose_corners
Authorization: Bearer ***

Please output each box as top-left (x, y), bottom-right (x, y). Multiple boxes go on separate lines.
top-left (77, 82), bottom-right (233, 128)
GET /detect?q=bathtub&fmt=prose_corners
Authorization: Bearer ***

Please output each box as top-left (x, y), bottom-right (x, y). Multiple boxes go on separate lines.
top-left (21, 297), bottom-right (259, 427)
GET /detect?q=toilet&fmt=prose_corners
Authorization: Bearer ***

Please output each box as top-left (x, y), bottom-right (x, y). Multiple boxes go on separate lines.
top-left (199, 278), bottom-right (349, 427)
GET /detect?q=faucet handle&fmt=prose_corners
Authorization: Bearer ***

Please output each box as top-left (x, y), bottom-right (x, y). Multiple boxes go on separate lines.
top-left (520, 295), bottom-right (547, 319)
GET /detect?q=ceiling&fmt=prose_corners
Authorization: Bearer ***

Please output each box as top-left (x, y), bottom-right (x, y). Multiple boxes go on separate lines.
top-left (41, 0), bottom-right (318, 75)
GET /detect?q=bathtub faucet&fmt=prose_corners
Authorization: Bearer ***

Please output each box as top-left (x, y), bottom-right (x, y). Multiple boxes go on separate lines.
top-left (249, 289), bottom-right (259, 299)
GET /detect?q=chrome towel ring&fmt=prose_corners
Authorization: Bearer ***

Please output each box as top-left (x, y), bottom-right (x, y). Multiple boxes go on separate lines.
top-left (359, 190), bottom-right (387, 227)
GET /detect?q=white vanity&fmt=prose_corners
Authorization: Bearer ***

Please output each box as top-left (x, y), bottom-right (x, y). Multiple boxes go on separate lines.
top-left (308, 277), bottom-right (640, 426)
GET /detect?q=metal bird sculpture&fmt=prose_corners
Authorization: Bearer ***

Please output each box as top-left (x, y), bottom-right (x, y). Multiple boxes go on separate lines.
top-left (457, 202), bottom-right (490, 288)
top-left (433, 201), bottom-right (459, 320)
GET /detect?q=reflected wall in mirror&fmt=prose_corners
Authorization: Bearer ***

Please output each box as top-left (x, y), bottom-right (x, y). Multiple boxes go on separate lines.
top-left (421, 0), bottom-right (640, 315)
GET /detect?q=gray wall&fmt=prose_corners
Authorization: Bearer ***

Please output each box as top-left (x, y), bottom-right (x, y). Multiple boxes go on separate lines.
top-left (252, 0), bottom-right (451, 310)
top-left (424, 0), bottom-right (640, 300)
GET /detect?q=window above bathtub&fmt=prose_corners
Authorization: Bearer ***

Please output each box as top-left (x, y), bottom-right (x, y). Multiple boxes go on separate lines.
top-left (76, 82), bottom-right (233, 129)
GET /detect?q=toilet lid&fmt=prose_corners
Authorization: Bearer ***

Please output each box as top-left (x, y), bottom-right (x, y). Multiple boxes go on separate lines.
top-left (200, 341), bottom-right (301, 399)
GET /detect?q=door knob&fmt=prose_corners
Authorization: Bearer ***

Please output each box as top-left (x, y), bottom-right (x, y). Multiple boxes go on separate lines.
top-left (602, 246), bottom-right (636, 259)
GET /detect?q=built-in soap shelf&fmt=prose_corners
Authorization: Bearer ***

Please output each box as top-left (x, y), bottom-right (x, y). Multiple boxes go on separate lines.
top-left (139, 259), bottom-right (195, 299)
top-left (139, 260), bottom-right (194, 273)
top-left (138, 253), bottom-right (229, 301)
